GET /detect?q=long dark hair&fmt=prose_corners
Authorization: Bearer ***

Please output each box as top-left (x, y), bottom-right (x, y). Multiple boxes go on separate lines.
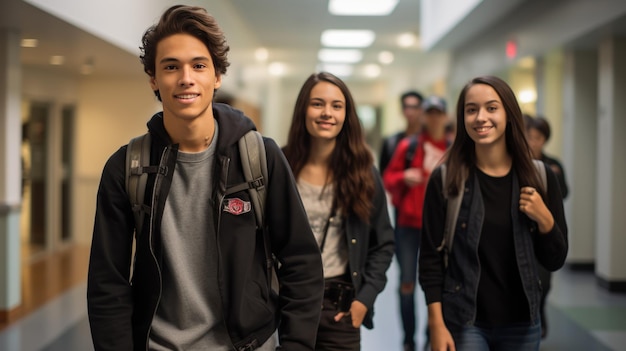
top-left (444, 75), bottom-right (545, 198)
top-left (283, 72), bottom-right (375, 222)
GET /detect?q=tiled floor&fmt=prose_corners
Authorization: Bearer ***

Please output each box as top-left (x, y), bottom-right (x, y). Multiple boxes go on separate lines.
top-left (1, 245), bottom-right (625, 351)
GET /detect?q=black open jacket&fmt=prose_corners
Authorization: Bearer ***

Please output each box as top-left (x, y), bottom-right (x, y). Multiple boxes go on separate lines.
top-left (88, 103), bottom-right (324, 351)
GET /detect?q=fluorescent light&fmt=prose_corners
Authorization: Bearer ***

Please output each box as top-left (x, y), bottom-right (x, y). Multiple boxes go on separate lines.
top-left (318, 49), bottom-right (363, 63)
top-left (518, 89), bottom-right (536, 103)
top-left (329, 0), bottom-right (399, 16)
top-left (321, 30), bottom-right (375, 48)
top-left (378, 51), bottom-right (394, 65)
top-left (49, 56), bottom-right (65, 65)
top-left (317, 63), bottom-right (354, 77)
top-left (362, 64), bottom-right (381, 78)
top-left (268, 62), bottom-right (287, 76)
top-left (397, 32), bottom-right (419, 48)
top-left (254, 47), bottom-right (268, 62)
top-left (21, 39), bottom-right (38, 48)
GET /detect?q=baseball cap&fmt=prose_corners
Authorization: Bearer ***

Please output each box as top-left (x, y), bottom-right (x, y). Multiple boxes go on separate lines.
top-left (422, 96), bottom-right (446, 113)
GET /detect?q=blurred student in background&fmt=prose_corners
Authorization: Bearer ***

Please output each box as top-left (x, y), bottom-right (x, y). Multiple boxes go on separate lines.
top-left (525, 115), bottom-right (569, 198)
top-left (379, 91), bottom-right (425, 174)
top-left (383, 96), bottom-right (450, 351)
top-left (283, 72), bottom-right (394, 351)
top-left (524, 114), bottom-right (569, 338)
top-left (420, 76), bottom-right (568, 351)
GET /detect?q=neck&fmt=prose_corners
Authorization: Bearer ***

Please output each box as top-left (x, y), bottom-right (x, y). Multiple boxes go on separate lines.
top-left (308, 138), bottom-right (335, 166)
top-left (298, 139), bottom-right (335, 186)
top-left (406, 122), bottom-right (421, 136)
top-left (164, 115), bottom-right (215, 152)
top-left (474, 143), bottom-right (512, 177)
top-left (532, 150), bottom-right (542, 159)
top-left (426, 128), bottom-right (446, 141)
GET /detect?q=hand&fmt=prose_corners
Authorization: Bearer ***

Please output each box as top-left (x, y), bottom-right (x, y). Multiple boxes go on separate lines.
top-left (403, 168), bottom-right (424, 186)
top-left (519, 187), bottom-right (554, 233)
top-left (429, 323), bottom-right (456, 351)
top-left (334, 300), bottom-right (367, 328)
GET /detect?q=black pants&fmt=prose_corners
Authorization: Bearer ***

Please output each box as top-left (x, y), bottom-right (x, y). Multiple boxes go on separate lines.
top-left (315, 276), bottom-right (360, 351)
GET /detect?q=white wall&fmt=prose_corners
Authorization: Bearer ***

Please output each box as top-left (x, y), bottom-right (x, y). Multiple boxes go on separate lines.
top-left (562, 50), bottom-right (598, 265)
top-left (72, 76), bottom-right (159, 244)
top-left (596, 37), bottom-right (626, 282)
top-left (447, 0), bottom-right (626, 90)
top-left (24, 0), bottom-right (169, 55)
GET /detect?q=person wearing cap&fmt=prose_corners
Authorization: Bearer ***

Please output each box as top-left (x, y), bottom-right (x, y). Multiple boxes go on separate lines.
top-left (383, 96), bottom-right (450, 351)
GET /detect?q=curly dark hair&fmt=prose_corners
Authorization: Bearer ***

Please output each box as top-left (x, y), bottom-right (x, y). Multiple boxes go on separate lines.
top-left (445, 75), bottom-right (546, 198)
top-left (283, 72), bottom-right (375, 223)
top-left (139, 5), bottom-right (230, 100)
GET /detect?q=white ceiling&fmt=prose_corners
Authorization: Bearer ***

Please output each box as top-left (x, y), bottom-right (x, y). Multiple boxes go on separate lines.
top-left (14, 0), bottom-right (433, 85)
top-left (17, 1), bottom-right (146, 79)
top-left (226, 0), bottom-right (423, 76)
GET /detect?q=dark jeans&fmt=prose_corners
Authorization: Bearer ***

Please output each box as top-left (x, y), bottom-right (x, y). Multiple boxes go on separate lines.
top-left (394, 226), bottom-right (421, 346)
top-left (450, 323), bottom-right (541, 351)
top-left (537, 260), bottom-right (552, 337)
top-left (315, 276), bottom-right (360, 351)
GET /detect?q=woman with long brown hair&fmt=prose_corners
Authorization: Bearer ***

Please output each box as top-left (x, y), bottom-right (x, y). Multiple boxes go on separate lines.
top-left (419, 76), bottom-right (568, 351)
top-left (283, 72), bottom-right (394, 350)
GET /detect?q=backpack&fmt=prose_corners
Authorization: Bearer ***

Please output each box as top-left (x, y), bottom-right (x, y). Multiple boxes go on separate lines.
top-left (125, 130), bottom-right (277, 290)
top-left (437, 159), bottom-right (547, 268)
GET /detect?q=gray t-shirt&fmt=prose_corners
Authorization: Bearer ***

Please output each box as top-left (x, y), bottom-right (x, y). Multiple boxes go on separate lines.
top-left (297, 180), bottom-right (348, 278)
top-left (149, 123), bottom-right (231, 350)
top-left (147, 123), bottom-right (279, 350)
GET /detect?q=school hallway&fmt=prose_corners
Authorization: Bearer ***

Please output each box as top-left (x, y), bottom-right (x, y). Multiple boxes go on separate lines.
top-left (0, 244), bottom-right (624, 351)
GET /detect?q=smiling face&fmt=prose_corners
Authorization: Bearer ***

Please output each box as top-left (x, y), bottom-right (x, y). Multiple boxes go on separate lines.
top-left (305, 81), bottom-right (346, 143)
top-left (149, 33), bottom-right (222, 123)
top-left (463, 83), bottom-right (508, 149)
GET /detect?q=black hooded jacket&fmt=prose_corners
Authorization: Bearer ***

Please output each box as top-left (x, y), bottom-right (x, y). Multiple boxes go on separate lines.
top-left (87, 103), bottom-right (324, 351)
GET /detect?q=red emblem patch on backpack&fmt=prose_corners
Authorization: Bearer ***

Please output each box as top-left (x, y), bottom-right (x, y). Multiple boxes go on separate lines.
top-left (223, 198), bottom-right (251, 215)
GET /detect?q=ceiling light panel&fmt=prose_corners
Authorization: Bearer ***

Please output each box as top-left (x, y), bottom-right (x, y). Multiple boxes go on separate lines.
top-left (378, 51), bottom-right (394, 65)
top-left (329, 0), bottom-right (399, 16)
top-left (397, 32), bottom-right (419, 48)
top-left (49, 56), bottom-right (65, 65)
top-left (317, 63), bottom-right (354, 77)
top-left (21, 39), bottom-right (39, 48)
top-left (321, 30), bottom-right (375, 48)
top-left (318, 49), bottom-right (363, 63)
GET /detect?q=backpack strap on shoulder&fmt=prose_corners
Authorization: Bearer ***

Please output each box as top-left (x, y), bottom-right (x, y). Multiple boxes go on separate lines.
top-left (437, 164), bottom-right (464, 268)
top-left (237, 130), bottom-right (277, 292)
top-left (238, 130), bottom-right (268, 229)
top-left (125, 133), bottom-right (153, 236)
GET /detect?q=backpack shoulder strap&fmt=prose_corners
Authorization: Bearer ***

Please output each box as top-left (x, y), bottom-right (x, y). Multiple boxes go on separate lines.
top-left (405, 134), bottom-right (419, 169)
top-left (125, 133), bottom-right (152, 236)
top-left (238, 130), bottom-right (268, 228)
top-left (238, 130), bottom-right (277, 292)
top-left (532, 159), bottom-right (548, 193)
top-left (437, 164), bottom-right (464, 268)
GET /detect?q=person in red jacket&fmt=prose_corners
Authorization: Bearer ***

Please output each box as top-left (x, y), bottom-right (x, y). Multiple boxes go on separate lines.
top-left (383, 96), bottom-right (449, 351)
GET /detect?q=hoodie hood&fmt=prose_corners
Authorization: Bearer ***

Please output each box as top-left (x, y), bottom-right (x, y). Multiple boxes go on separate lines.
top-left (146, 102), bottom-right (257, 152)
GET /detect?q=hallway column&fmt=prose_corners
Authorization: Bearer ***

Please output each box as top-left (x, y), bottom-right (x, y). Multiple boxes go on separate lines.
top-left (596, 36), bottom-right (626, 291)
top-left (561, 50), bottom-right (598, 268)
top-left (0, 27), bottom-right (23, 320)
top-left (261, 76), bottom-right (286, 144)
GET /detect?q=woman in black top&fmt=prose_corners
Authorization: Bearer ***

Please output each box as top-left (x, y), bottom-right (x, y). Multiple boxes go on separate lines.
top-left (419, 76), bottom-right (568, 351)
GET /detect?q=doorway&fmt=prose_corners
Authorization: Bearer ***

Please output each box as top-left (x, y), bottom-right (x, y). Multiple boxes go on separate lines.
top-left (21, 101), bottom-right (75, 260)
